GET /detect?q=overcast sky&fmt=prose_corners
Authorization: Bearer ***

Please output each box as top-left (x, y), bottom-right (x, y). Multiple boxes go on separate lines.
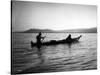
top-left (12, 1), bottom-right (97, 31)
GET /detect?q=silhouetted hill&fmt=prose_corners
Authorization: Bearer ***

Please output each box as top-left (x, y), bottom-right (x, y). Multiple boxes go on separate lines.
top-left (15, 27), bottom-right (97, 33)
top-left (22, 29), bottom-right (53, 33)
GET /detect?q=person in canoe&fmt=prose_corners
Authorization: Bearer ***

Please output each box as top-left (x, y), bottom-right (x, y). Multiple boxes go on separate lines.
top-left (66, 34), bottom-right (72, 43)
top-left (66, 34), bottom-right (72, 40)
top-left (36, 32), bottom-right (46, 48)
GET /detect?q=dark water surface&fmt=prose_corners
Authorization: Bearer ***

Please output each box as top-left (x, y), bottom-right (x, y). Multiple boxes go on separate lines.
top-left (11, 33), bottom-right (97, 74)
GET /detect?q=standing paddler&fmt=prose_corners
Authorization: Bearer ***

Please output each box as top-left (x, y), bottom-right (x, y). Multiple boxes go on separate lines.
top-left (36, 32), bottom-right (46, 63)
top-left (36, 32), bottom-right (46, 48)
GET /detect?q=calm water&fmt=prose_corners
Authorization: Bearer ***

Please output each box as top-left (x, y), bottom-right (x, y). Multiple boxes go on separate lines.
top-left (12, 33), bottom-right (97, 74)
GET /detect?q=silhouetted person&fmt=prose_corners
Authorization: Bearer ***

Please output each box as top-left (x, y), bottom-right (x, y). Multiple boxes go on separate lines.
top-left (66, 34), bottom-right (72, 40)
top-left (36, 32), bottom-right (46, 63)
top-left (66, 34), bottom-right (72, 43)
top-left (36, 32), bottom-right (45, 49)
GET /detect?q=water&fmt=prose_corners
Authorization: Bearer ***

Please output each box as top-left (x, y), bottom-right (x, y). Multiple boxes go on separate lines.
top-left (11, 33), bottom-right (97, 74)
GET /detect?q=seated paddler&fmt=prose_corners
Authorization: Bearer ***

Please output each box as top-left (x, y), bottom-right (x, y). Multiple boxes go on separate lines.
top-left (66, 34), bottom-right (72, 41)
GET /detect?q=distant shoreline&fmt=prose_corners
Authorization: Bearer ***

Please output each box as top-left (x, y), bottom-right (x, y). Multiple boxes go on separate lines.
top-left (12, 27), bottom-right (97, 33)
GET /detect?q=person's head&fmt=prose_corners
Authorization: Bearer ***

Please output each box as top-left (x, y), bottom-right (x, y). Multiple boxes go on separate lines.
top-left (69, 34), bottom-right (71, 37)
top-left (39, 32), bottom-right (41, 36)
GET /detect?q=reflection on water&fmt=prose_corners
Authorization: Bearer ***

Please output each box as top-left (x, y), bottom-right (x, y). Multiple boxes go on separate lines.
top-left (11, 33), bottom-right (97, 74)
top-left (37, 47), bottom-right (45, 64)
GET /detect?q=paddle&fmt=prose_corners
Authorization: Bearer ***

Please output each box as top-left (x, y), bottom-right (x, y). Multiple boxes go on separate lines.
top-left (41, 36), bottom-right (46, 42)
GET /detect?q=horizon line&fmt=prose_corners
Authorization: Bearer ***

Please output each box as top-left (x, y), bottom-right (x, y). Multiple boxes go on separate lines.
top-left (12, 27), bottom-right (97, 32)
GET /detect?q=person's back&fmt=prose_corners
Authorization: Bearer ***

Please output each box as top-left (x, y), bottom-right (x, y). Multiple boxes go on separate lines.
top-left (66, 34), bottom-right (71, 40)
top-left (36, 32), bottom-right (42, 49)
top-left (36, 34), bottom-right (41, 44)
top-left (36, 32), bottom-right (42, 44)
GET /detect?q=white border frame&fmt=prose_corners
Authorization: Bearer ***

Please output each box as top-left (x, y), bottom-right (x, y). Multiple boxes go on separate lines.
top-left (0, 0), bottom-right (99, 75)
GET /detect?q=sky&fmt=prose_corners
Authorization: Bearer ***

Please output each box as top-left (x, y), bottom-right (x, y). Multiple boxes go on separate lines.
top-left (12, 1), bottom-right (97, 31)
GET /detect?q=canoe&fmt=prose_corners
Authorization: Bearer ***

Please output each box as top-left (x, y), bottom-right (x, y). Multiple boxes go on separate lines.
top-left (31, 35), bottom-right (82, 47)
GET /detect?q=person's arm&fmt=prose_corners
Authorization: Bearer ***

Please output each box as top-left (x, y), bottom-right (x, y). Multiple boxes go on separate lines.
top-left (41, 36), bottom-right (46, 39)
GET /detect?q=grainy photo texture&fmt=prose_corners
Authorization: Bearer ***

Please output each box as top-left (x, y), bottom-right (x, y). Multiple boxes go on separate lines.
top-left (11, 0), bottom-right (97, 74)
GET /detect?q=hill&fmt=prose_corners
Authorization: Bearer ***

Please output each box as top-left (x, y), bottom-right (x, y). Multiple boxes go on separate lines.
top-left (15, 27), bottom-right (97, 33)
top-left (22, 29), bottom-right (53, 33)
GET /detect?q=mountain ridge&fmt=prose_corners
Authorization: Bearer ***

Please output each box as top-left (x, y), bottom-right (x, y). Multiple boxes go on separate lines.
top-left (14, 27), bottom-right (97, 33)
